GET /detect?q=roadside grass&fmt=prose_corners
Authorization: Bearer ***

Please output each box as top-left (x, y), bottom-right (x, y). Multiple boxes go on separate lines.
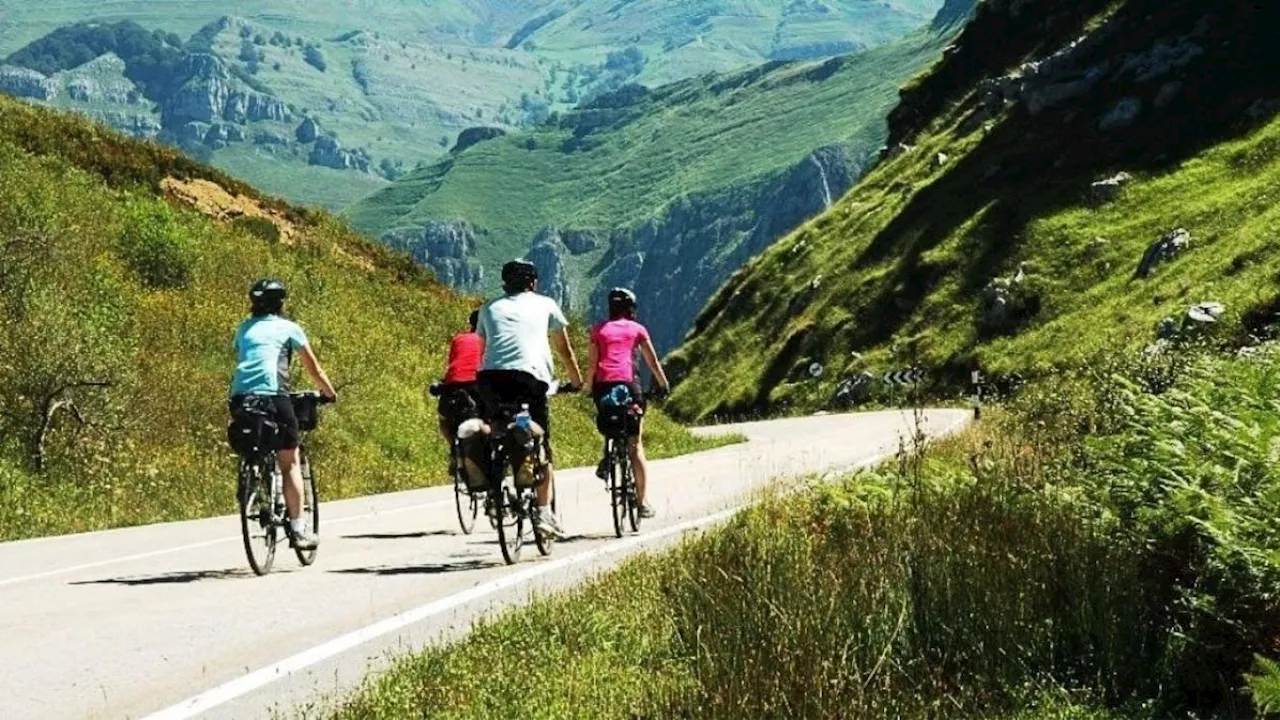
top-left (0, 97), bottom-right (729, 541)
top-left (322, 347), bottom-right (1280, 719)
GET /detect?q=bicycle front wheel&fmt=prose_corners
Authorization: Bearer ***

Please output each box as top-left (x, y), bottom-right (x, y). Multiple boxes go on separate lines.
top-left (294, 449), bottom-right (320, 567)
top-left (624, 452), bottom-right (641, 533)
top-left (239, 460), bottom-right (277, 575)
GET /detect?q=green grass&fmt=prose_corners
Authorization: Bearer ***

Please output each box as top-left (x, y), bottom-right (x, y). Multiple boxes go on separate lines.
top-left (668, 0), bottom-right (1280, 421)
top-left (319, 347), bottom-right (1280, 719)
top-left (0, 96), bottom-right (729, 541)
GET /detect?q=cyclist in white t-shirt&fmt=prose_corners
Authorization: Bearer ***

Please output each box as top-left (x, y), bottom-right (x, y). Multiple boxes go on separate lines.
top-left (475, 259), bottom-right (583, 537)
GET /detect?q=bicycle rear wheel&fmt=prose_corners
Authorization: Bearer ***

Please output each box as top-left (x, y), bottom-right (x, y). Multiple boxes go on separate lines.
top-left (608, 440), bottom-right (626, 538)
top-left (453, 443), bottom-right (479, 535)
top-left (239, 460), bottom-right (277, 575)
top-left (495, 477), bottom-right (524, 565)
top-left (294, 449), bottom-right (320, 566)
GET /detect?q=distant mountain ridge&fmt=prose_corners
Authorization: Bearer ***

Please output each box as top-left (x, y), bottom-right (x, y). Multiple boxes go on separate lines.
top-left (0, 1), bottom-right (945, 208)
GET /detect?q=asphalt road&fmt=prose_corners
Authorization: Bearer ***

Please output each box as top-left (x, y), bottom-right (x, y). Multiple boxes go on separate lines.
top-left (0, 408), bottom-right (969, 720)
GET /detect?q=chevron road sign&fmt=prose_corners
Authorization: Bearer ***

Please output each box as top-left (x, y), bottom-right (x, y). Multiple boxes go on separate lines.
top-left (882, 369), bottom-right (923, 385)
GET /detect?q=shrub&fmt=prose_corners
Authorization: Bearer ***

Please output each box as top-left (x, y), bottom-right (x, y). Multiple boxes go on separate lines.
top-left (116, 199), bottom-right (196, 289)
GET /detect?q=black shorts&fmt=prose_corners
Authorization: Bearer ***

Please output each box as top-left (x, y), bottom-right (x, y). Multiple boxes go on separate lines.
top-left (436, 381), bottom-right (480, 429)
top-left (476, 370), bottom-right (553, 462)
top-left (229, 394), bottom-right (300, 450)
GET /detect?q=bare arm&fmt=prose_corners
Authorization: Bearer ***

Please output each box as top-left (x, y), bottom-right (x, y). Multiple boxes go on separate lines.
top-left (640, 337), bottom-right (669, 391)
top-left (551, 329), bottom-right (583, 388)
top-left (300, 345), bottom-right (338, 399)
top-left (585, 342), bottom-right (599, 395)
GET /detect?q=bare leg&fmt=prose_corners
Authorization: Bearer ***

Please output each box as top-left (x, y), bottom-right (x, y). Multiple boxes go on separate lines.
top-left (536, 464), bottom-right (554, 507)
top-left (278, 448), bottom-right (304, 520)
top-left (629, 433), bottom-right (649, 504)
top-left (437, 416), bottom-right (455, 445)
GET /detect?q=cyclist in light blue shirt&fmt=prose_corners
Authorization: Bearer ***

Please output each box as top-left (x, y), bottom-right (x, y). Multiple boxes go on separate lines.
top-left (229, 279), bottom-right (337, 550)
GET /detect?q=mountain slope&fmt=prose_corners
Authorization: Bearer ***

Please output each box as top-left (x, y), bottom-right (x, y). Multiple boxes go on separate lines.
top-left (347, 13), bottom-right (967, 352)
top-left (667, 0), bottom-right (1280, 420)
top-left (0, 95), bottom-right (711, 540)
top-left (0, 2), bottom-right (945, 209)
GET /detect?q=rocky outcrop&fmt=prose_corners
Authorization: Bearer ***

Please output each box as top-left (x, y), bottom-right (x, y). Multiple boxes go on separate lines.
top-left (381, 222), bottom-right (484, 290)
top-left (452, 127), bottom-right (505, 154)
top-left (1135, 228), bottom-right (1191, 278)
top-left (1090, 171), bottom-right (1132, 203)
top-left (255, 130), bottom-right (290, 145)
top-left (296, 117), bottom-right (319, 143)
top-left (309, 135), bottom-right (371, 171)
top-left (527, 232), bottom-right (572, 311)
top-left (224, 91), bottom-right (291, 123)
top-left (164, 53), bottom-right (233, 125)
top-left (533, 227), bottom-right (602, 256)
top-left (0, 66), bottom-right (56, 100)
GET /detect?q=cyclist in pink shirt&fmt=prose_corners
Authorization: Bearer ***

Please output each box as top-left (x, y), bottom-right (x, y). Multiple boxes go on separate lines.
top-left (586, 288), bottom-right (670, 518)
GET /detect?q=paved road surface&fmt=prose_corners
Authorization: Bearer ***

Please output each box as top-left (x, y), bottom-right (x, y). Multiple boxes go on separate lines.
top-left (0, 409), bottom-right (968, 719)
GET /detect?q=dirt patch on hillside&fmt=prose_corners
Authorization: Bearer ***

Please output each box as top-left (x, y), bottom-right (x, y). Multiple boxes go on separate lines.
top-left (161, 177), bottom-right (298, 244)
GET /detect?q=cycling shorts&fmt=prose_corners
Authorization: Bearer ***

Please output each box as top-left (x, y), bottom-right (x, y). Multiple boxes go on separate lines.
top-left (476, 370), bottom-right (553, 462)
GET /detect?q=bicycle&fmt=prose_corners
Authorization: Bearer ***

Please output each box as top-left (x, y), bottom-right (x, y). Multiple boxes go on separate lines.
top-left (595, 389), bottom-right (658, 538)
top-left (230, 391), bottom-right (333, 576)
top-left (472, 382), bottom-right (577, 565)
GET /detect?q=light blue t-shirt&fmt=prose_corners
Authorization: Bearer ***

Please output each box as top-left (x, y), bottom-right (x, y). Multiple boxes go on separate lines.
top-left (477, 292), bottom-right (568, 385)
top-left (229, 315), bottom-right (309, 397)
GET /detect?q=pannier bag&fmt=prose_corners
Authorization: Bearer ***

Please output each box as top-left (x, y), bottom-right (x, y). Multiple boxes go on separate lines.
top-left (439, 387), bottom-right (480, 427)
top-left (456, 418), bottom-right (491, 491)
top-left (509, 419), bottom-right (545, 489)
top-left (227, 396), bottom-right (279, 457)
top-left (292, 393), bottom-right (321, 432)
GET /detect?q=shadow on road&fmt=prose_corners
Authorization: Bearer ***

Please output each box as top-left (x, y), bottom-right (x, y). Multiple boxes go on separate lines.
top-left (71, 569), bottom-right (249, 586)
top-left (340, 530), bottom-right (455, 540)
top-left (560, 532), bottom-right (624, 543)
top-left (330, 558), bottom-right (496, 576)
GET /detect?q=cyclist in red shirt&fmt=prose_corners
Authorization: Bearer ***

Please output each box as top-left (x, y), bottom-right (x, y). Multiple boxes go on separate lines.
top-left (586, 288), bottom-right (670, 518)
top-left (437, 310), bottom-right (483, 451)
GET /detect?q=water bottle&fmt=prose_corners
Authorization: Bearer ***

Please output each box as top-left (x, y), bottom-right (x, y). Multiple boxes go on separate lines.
top-left (515, 404), bottom-right (532, 431)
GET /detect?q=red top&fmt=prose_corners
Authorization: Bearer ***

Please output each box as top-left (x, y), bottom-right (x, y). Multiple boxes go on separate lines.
top-left (444, 332), bottom-right (483, 384)
top-left (591, 319), bottom-right (649, 383)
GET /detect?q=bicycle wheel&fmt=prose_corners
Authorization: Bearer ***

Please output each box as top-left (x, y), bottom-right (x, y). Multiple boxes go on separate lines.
top-left (453, 443), bottom-right (478, 535)
top-left (494, 476), bottom-right (524, 565)
top-left (294, 449), bottom-right (320, 566)
top-left (535, 479), bottom-right (556, 557)
top-left (624, 451), bottom-right (641, 533)
top-left (239, 460), bottom-right (277, 575)
top-left (608, 440), bottom-right (626, 538)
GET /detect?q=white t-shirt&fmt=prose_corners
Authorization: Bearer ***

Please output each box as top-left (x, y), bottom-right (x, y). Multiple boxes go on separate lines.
top-left (477, 292), bottom-right (568, 385)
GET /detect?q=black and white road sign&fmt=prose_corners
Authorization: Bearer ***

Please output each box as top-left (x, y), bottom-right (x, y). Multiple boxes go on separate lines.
top-left (882, 369), bottom-right (924, 385)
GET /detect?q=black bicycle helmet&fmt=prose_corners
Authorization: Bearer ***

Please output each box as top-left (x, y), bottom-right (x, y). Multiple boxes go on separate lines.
top-left (250, 278), bottom-right (287, 303)
top-left (501, 259), bottom-right (538, 291)
top-left (607, 287), bottom-right (637, 308)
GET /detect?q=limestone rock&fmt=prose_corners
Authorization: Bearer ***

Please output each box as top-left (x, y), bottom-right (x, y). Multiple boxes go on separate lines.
top-left (527, 233), bottom-right (572, 312)
top-left (309, 135), bottom-right (370, 171)
top-left (1099, 97), bottom-right (1142, 131)
top-left (381, 222), bottom-right (484, 290)
top-left (0, 65), bottom-right (56, 100)
top-left (1090, 171), bottom-right (1132, 203)
top-left (296, 117), bottom-right (319, 143)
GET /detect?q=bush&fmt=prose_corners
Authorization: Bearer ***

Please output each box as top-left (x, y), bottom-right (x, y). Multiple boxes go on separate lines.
top-left (232, 215), bottom-right (281, 243)
top-left (116, 200), bottom-right (196, 289)
top-left (304, 46), bottom-right (327, 72)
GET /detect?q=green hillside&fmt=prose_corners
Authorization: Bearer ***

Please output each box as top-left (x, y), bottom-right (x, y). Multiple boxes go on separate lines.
top-left (0, 95), bottom-right (719, 541)
top-left (346, 16), bottom-right (964, 351)
top-left (668, 0), bottom-right (1280, 421)
top-left (0, 1), bottom-right (945, 210)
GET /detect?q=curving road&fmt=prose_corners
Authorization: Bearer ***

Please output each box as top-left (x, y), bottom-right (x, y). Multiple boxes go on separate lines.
top-left (0, 409), bottom-right (968, 720)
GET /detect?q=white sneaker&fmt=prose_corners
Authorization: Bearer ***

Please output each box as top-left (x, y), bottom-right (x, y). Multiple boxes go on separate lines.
top-left (638, 502), bottom-right (657, 519)
top-left (534, 507), bottom-right (566, 539)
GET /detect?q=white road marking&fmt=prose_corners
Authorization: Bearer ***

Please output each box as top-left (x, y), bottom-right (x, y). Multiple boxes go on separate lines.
top-left (140, 445), bottom-right (924, 720)
top-left (0, 500), bottom-right (451, 588)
